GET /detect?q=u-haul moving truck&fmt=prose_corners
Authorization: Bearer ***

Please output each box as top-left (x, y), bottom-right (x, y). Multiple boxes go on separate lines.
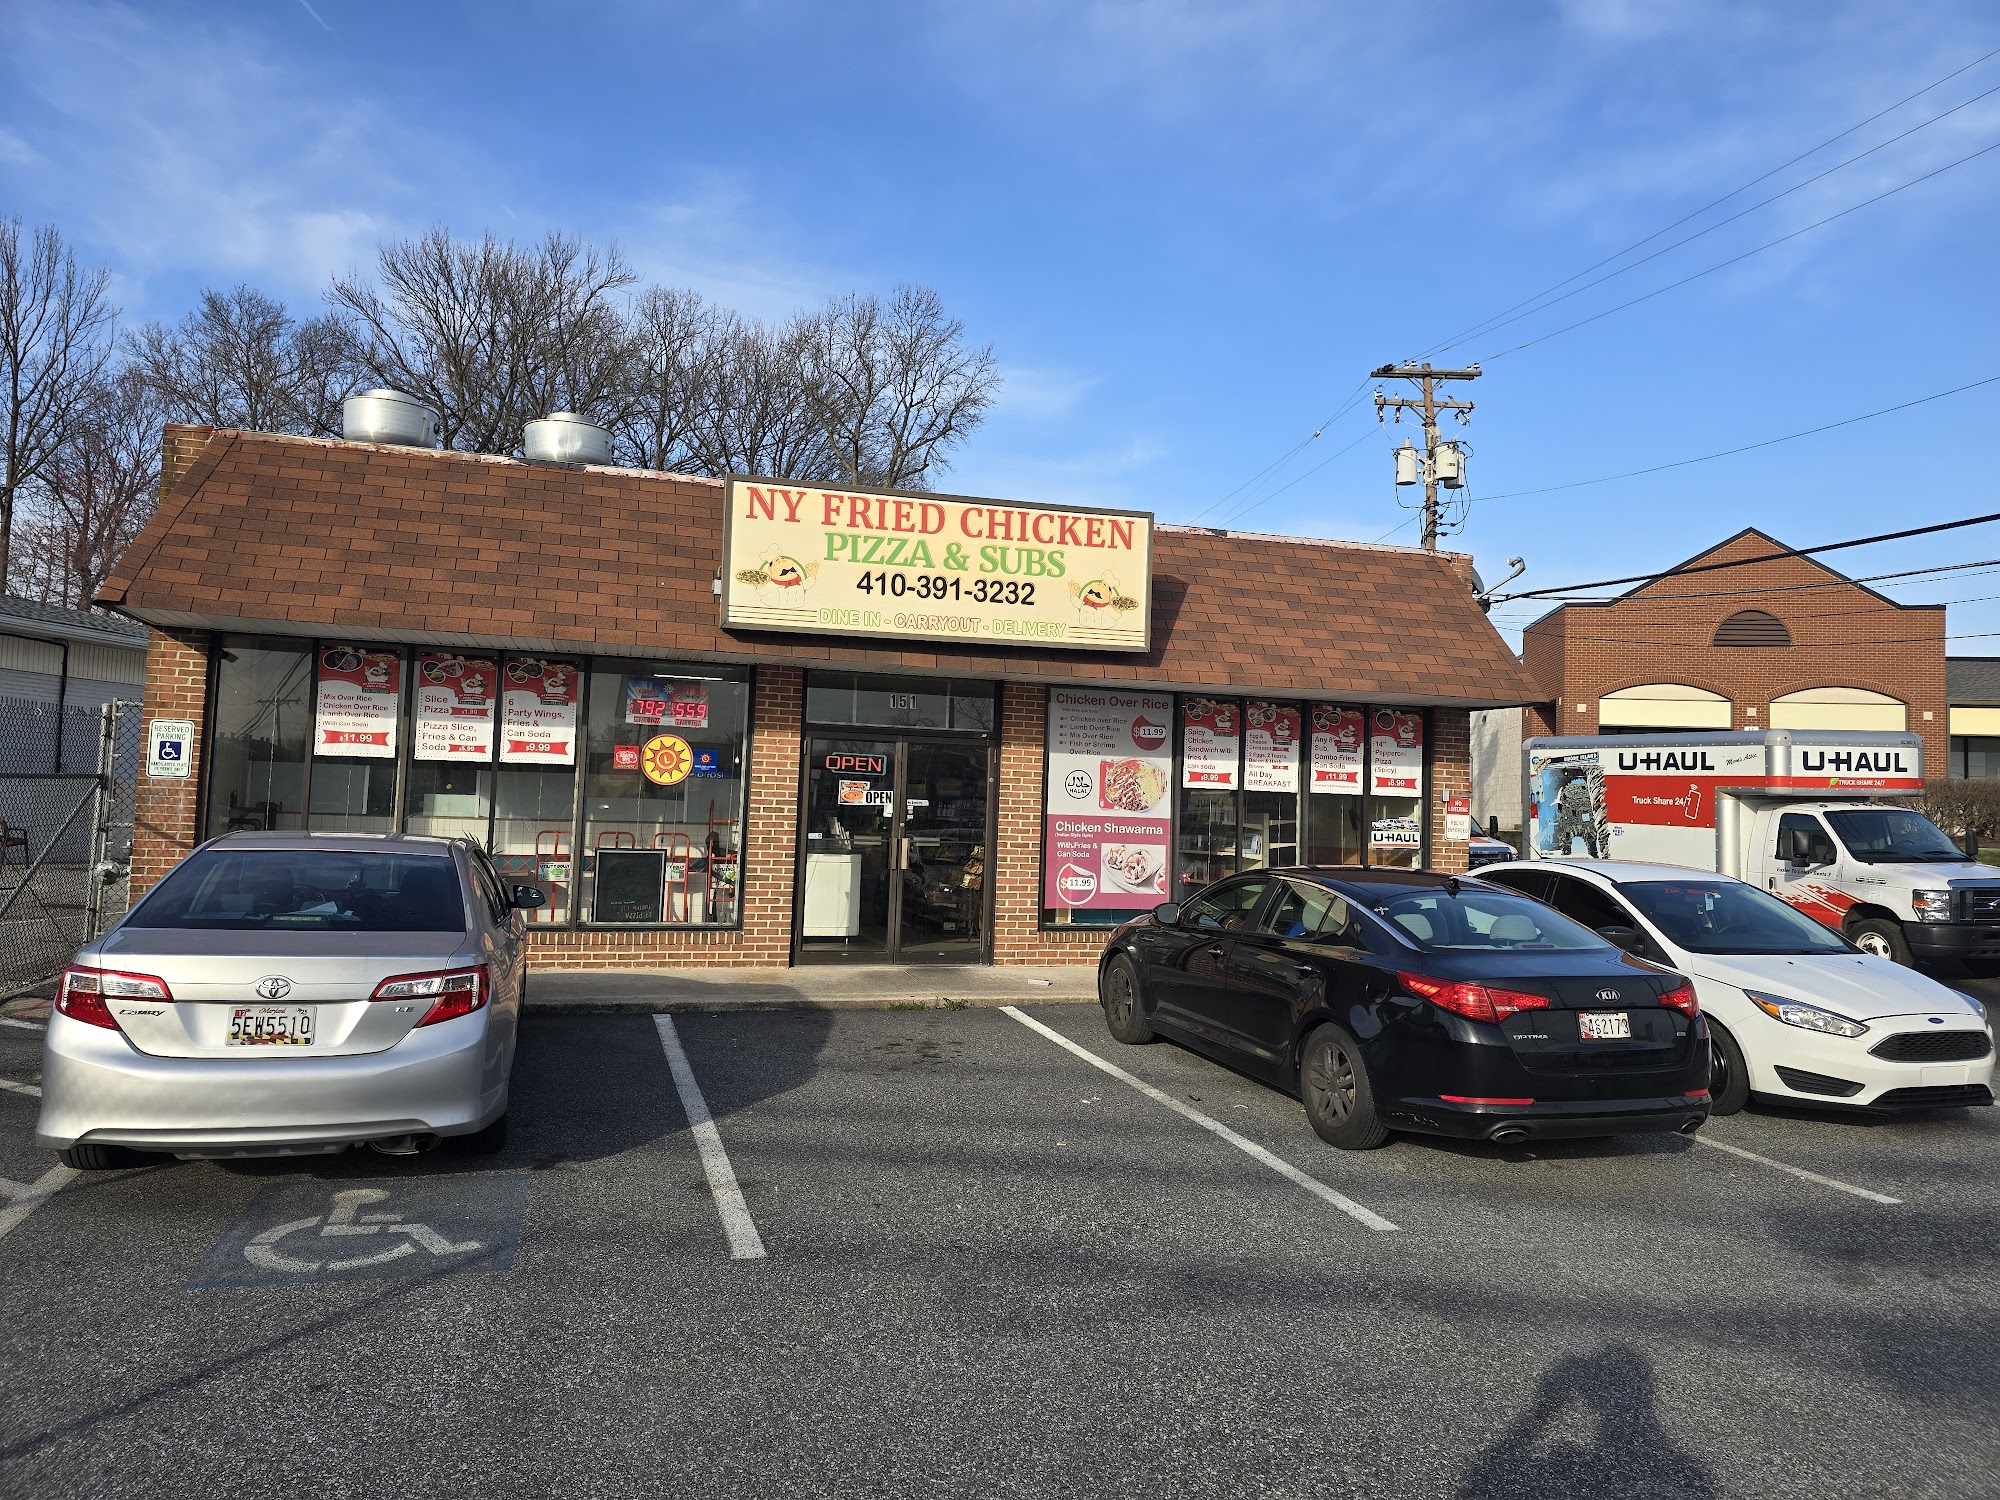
top-left (1522, 729), bottom-right (2000, 967)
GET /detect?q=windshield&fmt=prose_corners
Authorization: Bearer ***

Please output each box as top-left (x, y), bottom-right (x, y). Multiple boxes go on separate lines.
top-left (1825, 807), bottom-right (1965, 864)
top-left (1621, 879), bottom-right (1852, 956)
top-left (1372, 887), bottom-right (1608, 952)
top-left (128, 849), bottom-right (466, 932)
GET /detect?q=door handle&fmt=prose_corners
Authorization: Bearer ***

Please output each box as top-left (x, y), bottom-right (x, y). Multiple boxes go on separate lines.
top-left (898, 837), bottom-right (911, 870)
top-left (1208, 945), bottom-right (1227, 959)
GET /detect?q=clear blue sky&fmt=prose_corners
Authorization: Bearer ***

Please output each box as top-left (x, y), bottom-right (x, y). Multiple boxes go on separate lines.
top-left (6, 1), bottom-right (1999, 651)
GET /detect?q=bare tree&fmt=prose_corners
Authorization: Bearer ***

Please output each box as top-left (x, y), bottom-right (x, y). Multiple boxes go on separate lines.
top-left (125, 284), bottom-right (360, 437)
top-left (0, 218), bottom-right (116, 585)
top-left (331, 228), bottom-right (636, 454)
top-left (610, 286), bottom-right (724, 471)
top-left (1913, 779), bottom-right (2000, 858)
top-left (798, 284), bottom-right (998, 490)
top-left (686, 312), bottom-right (841, 480)
top-left (8, 367), bottom-right (163, 609)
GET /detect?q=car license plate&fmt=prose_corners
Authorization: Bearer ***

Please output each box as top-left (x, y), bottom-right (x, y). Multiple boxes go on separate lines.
top-left (226, 1006), bottom-right (315, 1046)
top-left (1578, 1011), bottom-right (1631, 1042)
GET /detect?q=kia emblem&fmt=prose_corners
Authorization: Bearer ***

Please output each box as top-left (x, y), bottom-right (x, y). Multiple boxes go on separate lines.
top-left (1596, 988), bottom-right (1621, 1002)
top-left (254, 976), bottom-right (293, 1000)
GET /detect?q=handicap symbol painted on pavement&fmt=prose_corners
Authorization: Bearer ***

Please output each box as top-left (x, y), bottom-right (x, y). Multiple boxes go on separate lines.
top-left (188, 1173), bottom-right (532, 1289)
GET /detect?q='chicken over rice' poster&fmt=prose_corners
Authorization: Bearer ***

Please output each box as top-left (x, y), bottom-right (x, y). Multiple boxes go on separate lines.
top-left (1043, 688), bottom-right (1172, 911)
top-left (314, 646), bottom-right (401, 758)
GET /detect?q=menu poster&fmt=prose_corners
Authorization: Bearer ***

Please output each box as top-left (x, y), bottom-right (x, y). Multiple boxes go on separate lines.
top-left (499, 657), bottom-right (581, 765)
top-left (413, 653), bottom-right (497, 761)
top-left (1180, 697), bottom-right (1240, 790)
top-left (1244, 702), bottom-right (1301, 793)
top-left (624, 677), bottom-right (709, 730)
top-left (1310, 705), bottom-right (1365, 795)
top-left (1369, 708), bottom-right (1425, 796)
top-left (314, 646), bottom-right (400, 759)
top-left (1043, 688), bottom-right (1173, 912)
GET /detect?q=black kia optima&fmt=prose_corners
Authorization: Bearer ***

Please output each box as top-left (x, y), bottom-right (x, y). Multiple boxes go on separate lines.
top-left (1099, 867), bottom-right (1711, 1149)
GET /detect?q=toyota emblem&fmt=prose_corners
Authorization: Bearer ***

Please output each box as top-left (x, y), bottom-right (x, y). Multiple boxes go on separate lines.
top-left (1595, 988), bottom-right (1622, 1002)
top-left (254, 976), bottom-right (293, 1001)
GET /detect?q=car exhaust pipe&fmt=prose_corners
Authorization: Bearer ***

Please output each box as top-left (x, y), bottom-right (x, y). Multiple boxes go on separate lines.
top-left (1490, 1126), bottom-right (1529, 1145)
top-left (367, 1133), bottom-right (439, 1157)
top-left (1678, 1118), bottom-right (1703, 1135)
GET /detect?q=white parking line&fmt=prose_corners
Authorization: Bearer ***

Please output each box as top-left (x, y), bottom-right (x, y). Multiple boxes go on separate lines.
top-left (1696, 1135), bottom-right (1901, 1205)
top-left (0, 1079), bottom-right (40, 1097)
top-left (0, 1164), bottom-right (78, 1243)
top-left (653, 1015), bottom-right (767, 1261)
top-left (0, 1016), bottom-right (46, 1031)
top-left (1001, 1006), bottom-right (1399, 1233)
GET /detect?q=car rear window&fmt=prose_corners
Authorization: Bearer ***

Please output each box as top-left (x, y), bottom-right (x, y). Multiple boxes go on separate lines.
top-left (127, 850), bottom-right (466, 932)
top-left (1372, 887), bottom-right (1605, 952)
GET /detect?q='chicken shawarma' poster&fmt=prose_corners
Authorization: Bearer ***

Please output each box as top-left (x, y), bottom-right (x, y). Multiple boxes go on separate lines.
top-left (1042, 688), bottom-right (1172, 911)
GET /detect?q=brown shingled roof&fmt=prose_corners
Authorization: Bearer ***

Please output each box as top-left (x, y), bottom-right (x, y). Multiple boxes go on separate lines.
top-left (99, 429), bottom-right (1540, 708)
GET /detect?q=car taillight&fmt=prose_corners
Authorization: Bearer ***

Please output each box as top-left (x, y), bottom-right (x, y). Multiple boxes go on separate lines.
top-left (370, 965), bottom-right (489, 1027)
top-left (1401, 973), bottom-right (1551, 1024)
top-left (57, 965), bottom-right (170, 1030)
top-left (1658, 982), bottom-right (1700, 1018)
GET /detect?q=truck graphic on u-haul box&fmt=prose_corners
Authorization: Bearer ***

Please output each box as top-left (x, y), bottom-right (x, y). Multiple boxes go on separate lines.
top-left (1523, 729), bottom-right (2000, 967)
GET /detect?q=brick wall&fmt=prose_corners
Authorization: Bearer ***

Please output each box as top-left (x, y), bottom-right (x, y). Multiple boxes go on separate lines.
top-left (160, 423), bottom-right (217, 501)
top-left (528, 665), bottom-right (801, 969)
top-left (1525, 531), bottom-right (1947, 771)
top-left (1431, 708), bottom-right (1471, 874)
top-left (991, 682), bottom-right (1103, 965)
top-left (130, 628), bottom-right (211, 898)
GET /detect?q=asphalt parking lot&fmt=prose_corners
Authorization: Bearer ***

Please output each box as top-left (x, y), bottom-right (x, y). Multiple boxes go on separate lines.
top-left (3, 1000), bottom-right (1999, 1500)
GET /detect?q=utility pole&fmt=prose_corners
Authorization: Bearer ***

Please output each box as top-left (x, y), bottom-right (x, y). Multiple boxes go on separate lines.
top-left (1372, 362), bottom-right (1479, 550)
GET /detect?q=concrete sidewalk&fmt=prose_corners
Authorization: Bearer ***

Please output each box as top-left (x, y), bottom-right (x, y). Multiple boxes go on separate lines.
top-left (525, 964), bottom-right (1098, 1013)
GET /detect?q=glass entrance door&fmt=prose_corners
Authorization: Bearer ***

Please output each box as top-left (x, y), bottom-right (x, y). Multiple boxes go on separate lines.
top-left (798, 736), bottom-right (991, 964)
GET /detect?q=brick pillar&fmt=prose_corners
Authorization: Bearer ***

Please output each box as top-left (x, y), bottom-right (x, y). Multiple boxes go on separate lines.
top-left (160, 423), bottom-right (215, 501)
top-left (130, 628), bottom-right (211, 898)
top-left (1431, 708), bottom-right (1471, 874)
top-left (739, 664), bottom-right (802, 964)
top-left (991, 681), bottom-right (1098, 965)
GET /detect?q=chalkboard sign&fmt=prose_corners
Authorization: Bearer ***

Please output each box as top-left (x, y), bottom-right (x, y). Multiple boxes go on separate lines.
top-left (594, 849), bottom-right (664, 924)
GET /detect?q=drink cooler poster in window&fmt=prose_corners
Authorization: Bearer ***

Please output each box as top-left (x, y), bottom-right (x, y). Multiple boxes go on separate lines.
top-left (499, 658), bottom-right (580, 765)
top-left (1310, 706), bottom-right (1365, 793)
top-left (413, 653), bottom-right (497, 761)
top-left (1043, 689), bottom-right (1173, 911)
top-left (1181, 698), bottom-right (1240, 789)
top-left (313, 646), bottom-right (400, 758)
top-left (1245, 702), bottom-right (1301, 793)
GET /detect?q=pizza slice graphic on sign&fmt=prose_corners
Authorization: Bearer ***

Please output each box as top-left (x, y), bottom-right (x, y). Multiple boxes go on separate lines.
top-left (641, 734), bottom-right (694, 786)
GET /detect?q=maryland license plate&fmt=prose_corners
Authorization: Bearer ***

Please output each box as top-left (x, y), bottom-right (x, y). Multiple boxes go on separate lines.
top-left (226, 1006), bottom-right (315, 1046)
top-left (1578, 1011), bottom-right (1631, 1042)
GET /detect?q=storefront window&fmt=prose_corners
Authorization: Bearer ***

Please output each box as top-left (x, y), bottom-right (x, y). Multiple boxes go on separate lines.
top-left (492, 768), bottom-right (577, 923)
top-left (205, 637), bottom-right (311, 839)
top-left (404, 764), bottom-right (492, 841)
top-left (806, 672), bottom-right (995, 733)
top-left (577, 661), bottom-right (749, 926)
top-left (309, 761), bottom-right (397, 832)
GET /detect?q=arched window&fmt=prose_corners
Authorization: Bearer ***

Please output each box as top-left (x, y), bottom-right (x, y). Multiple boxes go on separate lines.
top-left (1713, 610), bottom-right (1791, 647)
top-left (1598, 684), bottom-right (1731, 730)
top-left (1768, 687), bottom-right (1905, 732)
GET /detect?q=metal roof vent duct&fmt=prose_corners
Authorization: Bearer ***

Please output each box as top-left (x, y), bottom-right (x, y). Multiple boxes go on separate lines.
top-left (523, 412), bottom-right (612, 466)
top-left (341, 389), bottom-right (440, 448)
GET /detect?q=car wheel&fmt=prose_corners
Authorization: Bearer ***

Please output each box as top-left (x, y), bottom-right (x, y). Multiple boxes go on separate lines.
top-left (59, 1143), bottom-right (140, 1171)
top-left (1100, 953), bottom-right (1154, 1044)
top-left (1706, 1021), bottom-right (1751, 1117)
top-left (1299, 1023), bottom-right (1389, 1150)
top-left (1849, 917), bottom-right (1912, 965)
top-left (458, 1112), bottom-right (508, 1156)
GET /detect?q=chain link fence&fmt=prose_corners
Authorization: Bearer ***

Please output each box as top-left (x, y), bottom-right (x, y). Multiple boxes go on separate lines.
top-left (0, 695), bottom-right (143, 998)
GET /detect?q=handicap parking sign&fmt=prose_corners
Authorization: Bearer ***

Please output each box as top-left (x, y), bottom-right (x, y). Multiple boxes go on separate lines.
top-left (147, 718), bottom-right (195, 779)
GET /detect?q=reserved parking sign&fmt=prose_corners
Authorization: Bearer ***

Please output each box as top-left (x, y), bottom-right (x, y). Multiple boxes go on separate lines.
top-left (147, 718), bottom-right (194, 779)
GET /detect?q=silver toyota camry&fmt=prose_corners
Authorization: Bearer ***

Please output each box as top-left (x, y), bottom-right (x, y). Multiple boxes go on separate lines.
top-left (36, 832), bottom-right (540, 1169)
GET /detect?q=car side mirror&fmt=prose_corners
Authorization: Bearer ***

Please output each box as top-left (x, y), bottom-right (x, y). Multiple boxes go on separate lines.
top-left (512, 885), bottom-right (549, 910)
top-left (1595, 923), bottom-right (1643, 954)
top-left (1787, 829), bottom-right (1814, 865)
top-left (1152, 902), bottom-right (1180, 926)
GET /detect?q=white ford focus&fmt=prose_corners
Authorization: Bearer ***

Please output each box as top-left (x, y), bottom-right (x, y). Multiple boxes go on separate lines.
top-left (1477, 860), bottom-right (1993, 1115)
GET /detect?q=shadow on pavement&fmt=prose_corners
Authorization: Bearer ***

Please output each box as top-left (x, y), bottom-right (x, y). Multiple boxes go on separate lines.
top-left (1457, 1343), bottom-right (1718, 1500)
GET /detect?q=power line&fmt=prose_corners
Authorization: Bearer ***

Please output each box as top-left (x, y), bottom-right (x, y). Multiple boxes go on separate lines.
top-left (1494, 511), bottom-right (2000, 602)
top-left (1212, 426), bottom-right (1381, 529)
top-left (1185, 380), bottom-right (1372, 524)
top-left (1509, 556), bottom-right (2000, 605)
top-left (1477, 372), bottom-right (2000, 502)
top-left (1410, 43), bottom-right (2000, 361)
top-left (1485, 133), bottom-right (2000, 362)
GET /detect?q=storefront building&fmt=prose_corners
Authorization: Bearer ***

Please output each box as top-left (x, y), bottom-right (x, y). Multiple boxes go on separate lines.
top-left (101, 425), bottom-right (1538, 969)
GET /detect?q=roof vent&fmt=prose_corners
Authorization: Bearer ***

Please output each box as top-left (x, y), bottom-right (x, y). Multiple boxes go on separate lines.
top-left (342, 389), bottom-right (440, 448)
top-left (523, 412), bottom-right (612, 466)
top-left (1714, 609), bottom-right (1792, 648)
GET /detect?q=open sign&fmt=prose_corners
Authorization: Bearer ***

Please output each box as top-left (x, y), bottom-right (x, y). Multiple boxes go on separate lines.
top-left (825, 753), bottom-right (886, 775)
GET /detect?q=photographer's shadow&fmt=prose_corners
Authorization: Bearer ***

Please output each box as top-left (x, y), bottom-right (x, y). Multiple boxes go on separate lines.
top-left (1458, 1343), bottom-right (1717, 1500)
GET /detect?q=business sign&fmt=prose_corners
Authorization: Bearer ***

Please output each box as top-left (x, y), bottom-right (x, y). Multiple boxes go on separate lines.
top-left (147, 718), bottom-right (194, 779)
top-left (413, 654), bottom-right (497, 762)
top-left (1181, 697), bottom-right (1240, 790)
top-left (314, 646), bottom-right (400, 758)
top-left (498, 658), bottom-right (580, 765)
top-left (1369, 708), bottom-right (1424, 797)
top-left (641, 733), bottom-right (693, 786)
top-left (1043, 688), bottom-right (1173, 910)
top-left (1309, 705), bottom-right (1364, 795)
top-left (1444, 793), bottom-right (1472, 842)
top-left (1244, 702), bottom-right (1301, 793)
top-left (722, 479), bottom-right (1152, 651)
top-left (825, 753), bottom-right (886, 776)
